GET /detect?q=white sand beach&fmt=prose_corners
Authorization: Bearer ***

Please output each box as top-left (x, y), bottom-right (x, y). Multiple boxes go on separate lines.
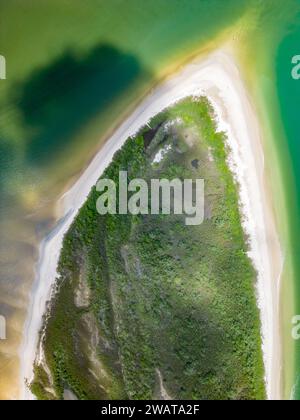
top-left (19, 46), bottom-right (282, 400)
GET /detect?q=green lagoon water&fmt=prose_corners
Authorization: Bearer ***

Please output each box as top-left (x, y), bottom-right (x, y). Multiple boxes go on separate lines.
top-left (276, 10), bottom-right (300, 399)
top-left (0, 0), bottom-right (300, 399)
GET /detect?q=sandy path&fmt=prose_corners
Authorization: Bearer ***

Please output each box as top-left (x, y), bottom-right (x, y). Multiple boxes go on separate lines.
top-left (19, 46), bottom-right (282, 400)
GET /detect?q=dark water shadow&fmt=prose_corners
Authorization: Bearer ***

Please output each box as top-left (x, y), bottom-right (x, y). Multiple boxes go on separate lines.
top-left (14, 44), bottom-right (145, 164)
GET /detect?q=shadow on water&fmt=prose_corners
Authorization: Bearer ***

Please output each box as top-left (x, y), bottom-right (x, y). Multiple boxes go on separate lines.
top-left (14, 44), bottom-right (144, 164)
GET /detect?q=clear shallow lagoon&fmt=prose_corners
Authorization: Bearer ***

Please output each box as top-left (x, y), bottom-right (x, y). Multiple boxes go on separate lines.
top-left (276, 9), bottom-right (300, 399)
top-left (0, 0), bottom-right (300, 399)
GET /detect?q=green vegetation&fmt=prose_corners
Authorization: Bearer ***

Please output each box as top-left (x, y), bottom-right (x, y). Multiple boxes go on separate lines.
top-left (31, 97), bottom-right (265, 400)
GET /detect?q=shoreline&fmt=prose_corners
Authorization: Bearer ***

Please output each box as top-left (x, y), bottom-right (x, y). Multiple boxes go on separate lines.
top-left (19, 46), bottom-right (282, 400)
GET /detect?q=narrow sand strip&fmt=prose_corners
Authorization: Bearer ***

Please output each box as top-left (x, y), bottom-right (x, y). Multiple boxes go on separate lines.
top-left (19, 47), bottom-right (282, 400)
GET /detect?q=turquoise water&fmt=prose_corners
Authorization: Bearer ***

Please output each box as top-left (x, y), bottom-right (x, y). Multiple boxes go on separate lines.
top-left (276, 7), bottom-right (300, 399)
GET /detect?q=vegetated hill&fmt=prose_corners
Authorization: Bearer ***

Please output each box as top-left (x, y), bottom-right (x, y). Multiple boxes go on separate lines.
top-left (31, 97), bottom-right (265, 400)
